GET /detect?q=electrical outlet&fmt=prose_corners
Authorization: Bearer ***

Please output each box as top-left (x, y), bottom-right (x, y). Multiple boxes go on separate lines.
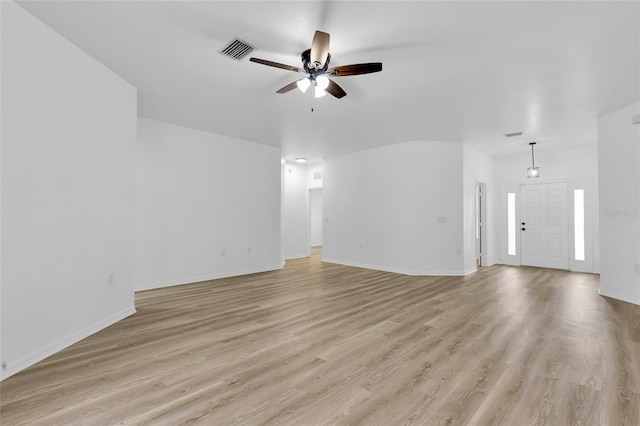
top-left (248, 247), bottom-right (252, 254)
top-left (635, 264), bottom-right (640, 274)
top-left (437, 216), bottom-right (447, 223)
top-left (107, 274), bottom-right (114, 285)
top-left (220, 249), bottom-right (226, 257)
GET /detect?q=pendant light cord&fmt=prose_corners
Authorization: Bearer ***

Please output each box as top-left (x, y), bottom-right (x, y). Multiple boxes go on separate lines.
top-left (530, 142), bottom-right (536, 168)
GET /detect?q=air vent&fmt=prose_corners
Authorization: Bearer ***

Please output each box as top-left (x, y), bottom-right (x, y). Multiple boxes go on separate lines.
top-left (219, 38), bottom-right (254, 61)
top-left (314, 171), bottom-right (322, 180)
top-left (505, 131), bottom-right (523, 138)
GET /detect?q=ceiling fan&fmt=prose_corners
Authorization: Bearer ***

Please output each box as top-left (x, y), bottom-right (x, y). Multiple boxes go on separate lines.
top-left (249, 31), bottom-right (382, 99)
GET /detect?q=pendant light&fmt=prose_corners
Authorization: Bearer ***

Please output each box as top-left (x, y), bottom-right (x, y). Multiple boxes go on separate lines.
top-left (527, 142), bottom-right (540, 178)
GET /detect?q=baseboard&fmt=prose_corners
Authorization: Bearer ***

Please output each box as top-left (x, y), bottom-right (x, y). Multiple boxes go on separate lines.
top-left (322, 258), bottom-right (468, 277)
top-left (598, 287), bottom-right (640, 306)
top-left (463, 267), bottom-right (477, 276)
top-left (284, 254), bottom-right (309, 260)
top-left (1, 306), bottom-right (136, 381)
top-left (135, 263), bottom-right (285, 292)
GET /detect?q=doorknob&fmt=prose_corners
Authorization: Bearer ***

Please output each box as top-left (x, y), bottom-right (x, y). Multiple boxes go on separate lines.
top-left (522, 222), bottom-right (525, 225)
top-left (522, 227), bottom-right (526, 231)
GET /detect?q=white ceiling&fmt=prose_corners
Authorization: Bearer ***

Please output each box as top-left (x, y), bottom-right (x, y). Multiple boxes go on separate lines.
top-left (16, 1), bottom-right (640, 161)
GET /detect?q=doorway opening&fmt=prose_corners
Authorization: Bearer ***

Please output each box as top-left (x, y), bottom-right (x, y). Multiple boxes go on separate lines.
top-left (308, 188), bottom-right (323, 257)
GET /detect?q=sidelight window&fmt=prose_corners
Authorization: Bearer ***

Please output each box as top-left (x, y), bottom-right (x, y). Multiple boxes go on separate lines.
top-left (507, 192), bottom-right (516, 256)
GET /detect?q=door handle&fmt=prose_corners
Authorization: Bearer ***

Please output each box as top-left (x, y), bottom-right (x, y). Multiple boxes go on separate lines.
top-left (522, 222), bottom-right (525, 225)
top-left (521, 227), bottom-right (526, 231)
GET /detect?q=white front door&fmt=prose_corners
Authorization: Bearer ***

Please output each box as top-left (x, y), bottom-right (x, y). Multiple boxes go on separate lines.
top-left (520, 183), bottom-right (568, 269)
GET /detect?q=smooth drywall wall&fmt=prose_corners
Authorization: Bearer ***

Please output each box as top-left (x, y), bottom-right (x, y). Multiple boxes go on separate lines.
top-left (307, 163), bottom-right (323, 189)
top-left (463, 144), bottom-right (497, 271)
top-left (135, 118), bottom-right (282, 291)
top-left (323, 141), bottom-right (465, 275)
top-left (494, 146), bottom-right (600, 272)
top-left (1, 2), bottom-right (137, 380)
top-left (597, 102), bottom-right (640, 305)
top-left (282, 162), bottom-right (309, 259)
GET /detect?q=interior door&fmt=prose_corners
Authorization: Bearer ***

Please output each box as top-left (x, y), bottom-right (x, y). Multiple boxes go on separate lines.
top-left (520, 183), bottom-right (568, 269)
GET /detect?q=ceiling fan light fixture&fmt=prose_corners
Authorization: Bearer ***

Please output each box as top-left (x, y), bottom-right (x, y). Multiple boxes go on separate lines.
top-left (315, 75), bottom-right (329, 90)
top-left (314, 86), bottom-right (326, 98)
top-left (296, 77), bottom-right (311, 93)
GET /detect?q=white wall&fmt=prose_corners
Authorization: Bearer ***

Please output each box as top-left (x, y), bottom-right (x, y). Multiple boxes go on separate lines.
top-left (323, 141), bottom-right (465, 275)
top-left (282, 162), bottom-right (309, 259)
top-left (463, 144), bottom-right (498, 270)
top-left (306, 162), bottom-right (323, 189)
top-left (135, 118), bottom-right (282, 290)
top-left (597, 102), bottom-right (640, 305)
top-left (493, 145), bottom-right (600, 272)
top-left (1, 2), bottom-right (137, 380)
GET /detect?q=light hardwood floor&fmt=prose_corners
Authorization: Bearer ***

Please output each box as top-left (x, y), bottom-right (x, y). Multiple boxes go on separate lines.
top-left (2, 248), bottom-right (639, 425)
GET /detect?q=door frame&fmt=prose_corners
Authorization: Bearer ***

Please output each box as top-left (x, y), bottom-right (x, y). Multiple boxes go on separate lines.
top-left (568, 179), bottom-right (594, 273)
top-left (476, 182), bottom-right (487, 267)
top-left (502, 184), bottom-right (521, 266)
top-left (501, 179), bottom-right (594, 272)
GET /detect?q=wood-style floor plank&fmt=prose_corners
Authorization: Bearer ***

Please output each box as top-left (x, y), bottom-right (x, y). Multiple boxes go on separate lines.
top-left (2, 248), bottom-right (639, 425)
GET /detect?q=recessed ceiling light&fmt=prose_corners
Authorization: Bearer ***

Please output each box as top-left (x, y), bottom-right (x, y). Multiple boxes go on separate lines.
top-left (295, 158), bottom-right (307, 163)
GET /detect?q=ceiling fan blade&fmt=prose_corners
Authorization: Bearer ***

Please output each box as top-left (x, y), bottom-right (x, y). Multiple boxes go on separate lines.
top-left (328, 62), bottom-right (383, 77)
top-left (249, 57), bottom-right (303, 73)
top-left (310, 31), bottom-right (330, 69)
top-left (276, 80), bottom-right (301, 94)
top-left (326, 78), bottom-right (346, 99)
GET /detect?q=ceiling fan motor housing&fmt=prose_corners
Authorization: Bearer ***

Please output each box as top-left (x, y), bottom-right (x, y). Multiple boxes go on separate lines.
top-left (302, 49), bottom-right (330, 75)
